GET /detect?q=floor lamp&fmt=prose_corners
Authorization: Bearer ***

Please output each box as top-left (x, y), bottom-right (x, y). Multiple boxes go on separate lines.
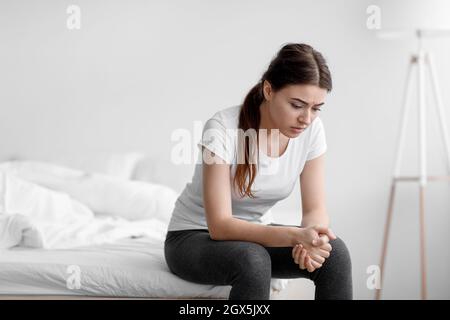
top-left (375, 29), bottom-right (450, 300)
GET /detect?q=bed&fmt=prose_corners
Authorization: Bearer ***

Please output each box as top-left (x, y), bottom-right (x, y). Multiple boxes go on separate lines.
top-left (0, 235), bottom-right (286, 299)
top-left (0, 156), bottom-right (289, 299)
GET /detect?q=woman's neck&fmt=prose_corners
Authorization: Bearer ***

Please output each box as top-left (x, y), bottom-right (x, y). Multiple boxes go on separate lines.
top-left (259, 101), bottom-right (276, 135)
top-left (257, 101), bottom-right (290, 157)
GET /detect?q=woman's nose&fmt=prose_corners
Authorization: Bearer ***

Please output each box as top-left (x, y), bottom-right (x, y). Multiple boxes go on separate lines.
top-left (299, 109), bottom-right (312, 125)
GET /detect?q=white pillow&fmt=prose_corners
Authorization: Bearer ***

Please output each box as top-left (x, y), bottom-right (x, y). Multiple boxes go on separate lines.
top-left (0, 170), bottom-right (94, 224)
top-left (0, 160), bottom-right (179, 224)
top-left (52, 152), bottom-right (146, 180)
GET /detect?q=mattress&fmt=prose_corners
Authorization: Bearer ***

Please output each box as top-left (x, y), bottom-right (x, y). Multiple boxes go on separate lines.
top-left (0, 235), bottom-right (286, 299)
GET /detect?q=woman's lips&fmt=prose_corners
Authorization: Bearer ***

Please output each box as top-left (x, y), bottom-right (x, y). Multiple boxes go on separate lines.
top-left (291, 126), bottom-right (305, 133)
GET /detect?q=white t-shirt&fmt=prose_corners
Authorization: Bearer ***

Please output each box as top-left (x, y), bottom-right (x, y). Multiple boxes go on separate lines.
top-left (167, 105), bottom-right (327, 231)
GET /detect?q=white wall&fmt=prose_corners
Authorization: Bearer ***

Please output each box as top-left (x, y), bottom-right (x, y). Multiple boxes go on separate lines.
top-left (1, 0), bottom-right (449, 299)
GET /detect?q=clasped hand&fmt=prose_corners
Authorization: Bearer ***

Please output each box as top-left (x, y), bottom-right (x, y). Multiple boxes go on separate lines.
top-left (292, 225), bottom-right (336, 272)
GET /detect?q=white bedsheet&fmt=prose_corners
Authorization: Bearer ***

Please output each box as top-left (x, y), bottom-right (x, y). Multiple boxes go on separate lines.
top-left (0, 236), bottom-right (287, 298)
top-left (0, 167), bottom-right (179, 249)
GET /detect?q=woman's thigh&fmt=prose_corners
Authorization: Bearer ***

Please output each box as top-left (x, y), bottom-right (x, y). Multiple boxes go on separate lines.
top-left (165, 226), bottom-right (350, 284)
top-left (164, 229), bottom-right (272, 286)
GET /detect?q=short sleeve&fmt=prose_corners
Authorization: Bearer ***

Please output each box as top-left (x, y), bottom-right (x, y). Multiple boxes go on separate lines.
top-left (197, 118), bottom-right (235, 164)
top-left (306, 117), bottom-right (327, 161)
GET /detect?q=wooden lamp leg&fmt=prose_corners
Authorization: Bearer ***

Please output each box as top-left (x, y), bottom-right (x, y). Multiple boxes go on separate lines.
top-left (375, 182), bottom-right (397, 300)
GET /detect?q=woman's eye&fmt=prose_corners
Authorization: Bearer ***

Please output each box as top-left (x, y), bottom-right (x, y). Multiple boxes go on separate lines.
top-left (291, 103), bottom-right (321, 112)
top-left (291, 103), bottom-right (322, 112)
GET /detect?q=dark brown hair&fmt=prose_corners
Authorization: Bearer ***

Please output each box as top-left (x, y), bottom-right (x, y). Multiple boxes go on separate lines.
top-left (233, 43), bottom-right (332, 199)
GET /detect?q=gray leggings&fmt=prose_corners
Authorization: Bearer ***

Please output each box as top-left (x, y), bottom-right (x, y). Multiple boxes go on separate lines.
top-left (164, 223), bottom-right (352, 300)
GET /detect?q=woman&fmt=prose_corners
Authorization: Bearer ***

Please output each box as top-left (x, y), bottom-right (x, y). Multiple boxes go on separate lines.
top-left (164, 43), bottom-right (352, 300)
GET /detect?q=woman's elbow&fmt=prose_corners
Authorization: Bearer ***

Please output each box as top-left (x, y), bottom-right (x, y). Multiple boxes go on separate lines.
top-left (207, 219), bottom-right (231, 241)
top-left (208, 224), bottom-right (224, 240)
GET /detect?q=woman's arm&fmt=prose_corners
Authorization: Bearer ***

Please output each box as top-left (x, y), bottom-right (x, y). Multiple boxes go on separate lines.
top-left (300, 153), bottom-right (330, 229)
top-left (202, 147), bottom-right (301, 247)
top-left (210, 217), bottom-right (301, 247)
top-left (294, 153), bottom-right (336, 271)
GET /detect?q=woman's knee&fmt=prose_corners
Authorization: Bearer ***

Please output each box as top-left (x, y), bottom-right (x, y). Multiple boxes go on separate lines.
top-left (231, 242), bottom-right (272, 281)
top-left (326, 237), bottom-right (352, 272)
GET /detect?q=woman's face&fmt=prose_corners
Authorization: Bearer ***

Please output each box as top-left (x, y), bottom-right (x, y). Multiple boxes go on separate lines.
top-left (262, 81), bottom-right (327, 137)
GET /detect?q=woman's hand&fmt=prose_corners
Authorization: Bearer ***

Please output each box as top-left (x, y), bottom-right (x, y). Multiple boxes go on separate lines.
top-left (292, 244), bottom-right (316, 272)
top-left (291, 225), bottom-right (336, 272)
top-left (292, 242), bottom-right (330, 272)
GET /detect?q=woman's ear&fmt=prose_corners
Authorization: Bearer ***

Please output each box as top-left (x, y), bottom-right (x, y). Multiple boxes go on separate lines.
top-left (262, 80), bottom-right (273, 101)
